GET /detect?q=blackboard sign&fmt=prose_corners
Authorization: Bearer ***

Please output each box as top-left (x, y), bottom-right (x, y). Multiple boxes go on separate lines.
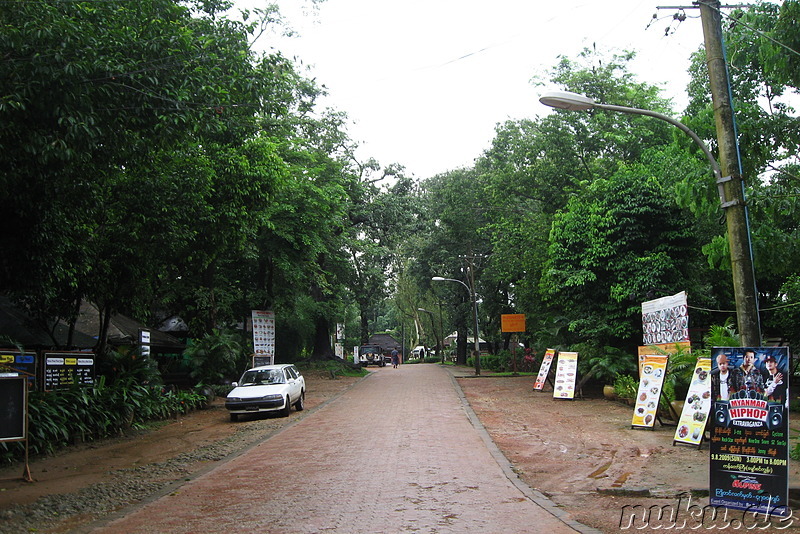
top-left (43, 352), bottom-right (95, 391)
top-left (0, 376), bottom-right (26, 442)
top-left (0, 351), bottom-right (37, 390)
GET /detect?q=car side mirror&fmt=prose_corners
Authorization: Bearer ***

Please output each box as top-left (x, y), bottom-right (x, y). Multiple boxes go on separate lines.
top-left (231, 382), bottom-right (238, 387)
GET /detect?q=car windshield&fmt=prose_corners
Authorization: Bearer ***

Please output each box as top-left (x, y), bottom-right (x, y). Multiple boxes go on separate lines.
top-left (239, 369), bottom-right (285, 386)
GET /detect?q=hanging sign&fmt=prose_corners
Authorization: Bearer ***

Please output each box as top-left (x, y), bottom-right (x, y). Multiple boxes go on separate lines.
top-left (533, 349), bottom-right (556, 391)
top-left (709, 347), bottom-right (790, 518)
top-left (251, 310), bottom-right (276, 358)
top-left (632, 354), bottom-right (669, 428)
top-left (552, 351), bottom-right (578, 399)
top-left (674, 357), bottom-right (712, 446)
top-left (641, 291), bottom-right (689, 345)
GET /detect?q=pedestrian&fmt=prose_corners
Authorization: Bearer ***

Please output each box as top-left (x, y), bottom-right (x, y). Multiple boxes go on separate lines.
top-left (391, 349), bottom-right (399, 368)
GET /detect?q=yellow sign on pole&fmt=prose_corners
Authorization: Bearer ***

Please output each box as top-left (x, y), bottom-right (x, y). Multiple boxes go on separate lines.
top-left (501, 314), bottom-right (525, 333)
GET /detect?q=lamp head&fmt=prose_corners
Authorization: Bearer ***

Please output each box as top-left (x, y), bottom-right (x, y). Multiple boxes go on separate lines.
top-left (539, 91), bottom-right (596, 111)
top-left (431, 277), bottom-right (446, 281)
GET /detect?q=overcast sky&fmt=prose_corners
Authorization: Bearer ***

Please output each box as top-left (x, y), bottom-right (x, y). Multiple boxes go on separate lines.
top-left (236, 0), bottom-right (706, 178)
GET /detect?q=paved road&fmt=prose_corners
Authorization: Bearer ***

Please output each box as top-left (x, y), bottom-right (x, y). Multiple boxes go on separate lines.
top-left (88, 365), bottom-right (596, 533)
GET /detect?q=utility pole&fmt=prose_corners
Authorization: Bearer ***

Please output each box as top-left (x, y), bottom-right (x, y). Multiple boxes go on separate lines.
top-left (698, 0), bottom-right (761, 347)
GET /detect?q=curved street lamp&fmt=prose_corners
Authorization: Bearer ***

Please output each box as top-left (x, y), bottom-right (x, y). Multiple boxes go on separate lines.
top-left (432, 276), bottom-right (481, 375)
top-left (539, 90), bottom-right (760, 346)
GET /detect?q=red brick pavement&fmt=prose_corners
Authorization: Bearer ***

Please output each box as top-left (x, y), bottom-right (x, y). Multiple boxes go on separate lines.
top-left (86, 365), bottom-right (597, 533)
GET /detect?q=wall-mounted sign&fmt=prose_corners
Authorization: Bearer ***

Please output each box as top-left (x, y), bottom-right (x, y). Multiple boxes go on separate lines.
top-left (533, 349), bottom-right (556, 391)
top-left (632, 354), bottom-right (668, 428)
top-left (674, 357), bottom-right (711, 446)
top-left (43, 352), bottom-right (95, 391)
top-left (709, 346), bottom-right (790, 518)
top-left (552, 351), bottom-right (578, 400)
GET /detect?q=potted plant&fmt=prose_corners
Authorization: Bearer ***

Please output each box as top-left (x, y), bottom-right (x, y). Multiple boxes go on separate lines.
top-left (579, 345), bottom-right (638, 398)
top-left (613, 374), bottom-right (638, 404)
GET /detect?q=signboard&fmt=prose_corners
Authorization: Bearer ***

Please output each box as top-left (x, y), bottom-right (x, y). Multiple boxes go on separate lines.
top-left (533, 349), bottom-right (556, 391)
top-left (552, 351), bottom-right (578, 399)
top-left (140, 329), bottom-right (151, 357)
top-left (0, 351), bottom-right (37, 390)
top-left (0, 376), bottom-right (26, 442)
top-left (674, 357), bottom-right (712, 446)
top-left (709, 347), bottom-right (790, 517)
top-left (632, 354), bottom-right (669, 428)
top-left (251, 310), bottom-right (276, 357)
top-left (641, 291), bottom-right (689, 345)
top-left (501, 314), bottom-right (525, 333)
top-left (43, 352), bottom-right (95, 391)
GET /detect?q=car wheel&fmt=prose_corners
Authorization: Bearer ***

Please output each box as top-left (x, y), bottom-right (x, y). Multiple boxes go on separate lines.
top-left (230, 413), bottom-right (238, 422)
top-left (294, 390), bottom-right (305, 411)
top-left (280, 395), bottom-right (291, 417)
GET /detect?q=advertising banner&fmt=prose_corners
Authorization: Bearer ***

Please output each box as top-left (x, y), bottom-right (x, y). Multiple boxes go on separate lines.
top-left (641, 291), bottom-right (689, 345)
top-left (251, 310), bottom-right (275, 358)
top-left (533, 348), bottom-right (556, 391)
top-left (709, 347), bottom-right (790, 517)
top-left (674, 357), bottom-right (712, 446)
top-left (632, 354), bottom-right (668, 428)
top-left (552, 351), bottom-right (578, 399)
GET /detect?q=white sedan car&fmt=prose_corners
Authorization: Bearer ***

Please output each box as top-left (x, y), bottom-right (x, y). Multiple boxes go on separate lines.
top-left (225, 364), bottom-right (305, 421)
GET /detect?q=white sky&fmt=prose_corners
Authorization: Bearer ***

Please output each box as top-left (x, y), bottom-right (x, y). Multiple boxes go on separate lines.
top-left (236, 0), bottom-right (706, 178)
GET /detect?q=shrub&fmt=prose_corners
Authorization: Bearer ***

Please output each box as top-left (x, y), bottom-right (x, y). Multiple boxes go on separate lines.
top-left (613, 374), bottom-right (638, 399)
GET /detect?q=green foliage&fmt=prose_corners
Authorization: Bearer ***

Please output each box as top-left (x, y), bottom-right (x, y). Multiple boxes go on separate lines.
top-left (574, 344), bottom-right (638, 385)
top-left (184, 329), bottom-right (246, 385)
top-left (613, 374), bottom-right (638, 399)
top-left (0, 378), bottom-right (205, 465)
top-left (704, 318), bottom-right (740, 348)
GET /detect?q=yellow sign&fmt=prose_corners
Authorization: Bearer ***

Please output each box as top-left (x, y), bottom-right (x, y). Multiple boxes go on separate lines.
top-left (501, 314), bottom-right (525, 333)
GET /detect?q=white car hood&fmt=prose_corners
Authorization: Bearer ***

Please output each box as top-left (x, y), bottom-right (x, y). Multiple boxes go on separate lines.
top-left (228, 383), bottom-right (288, 399)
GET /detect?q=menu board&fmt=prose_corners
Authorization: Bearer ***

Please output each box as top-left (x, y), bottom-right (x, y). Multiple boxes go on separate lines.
top-left (674, 358), bottom-right (712, 446)
top-left (709, 346), bottom-right (790, 518)
top-left (0, 351), bottom-right (36, 390)
top-left (552, 351), bottom-right (578, 399)
top-left (251, 310), bottom-right (275, 357)
top-left (632, 354), bottom-right (668, 428)
top-left (533, 349), bottom-right (556, 391)
top-left (43, 352), bottom-right (95, 391)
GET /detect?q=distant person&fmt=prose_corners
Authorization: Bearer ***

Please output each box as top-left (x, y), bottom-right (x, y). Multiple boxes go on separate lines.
top-left (731, 349), bottom-right (764, 394)
top-left (391, 349), bottom-right (399, 368)
top-left (710, 354), bottom-right (732, 401)
top-left (762, 354), bottom-right (787, 404)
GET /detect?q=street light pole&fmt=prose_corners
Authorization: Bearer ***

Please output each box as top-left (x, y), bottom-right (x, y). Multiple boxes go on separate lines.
top-left (539, 90), bottom-right (761, 347)
top-left (432, 276), bottom-right (481, 375)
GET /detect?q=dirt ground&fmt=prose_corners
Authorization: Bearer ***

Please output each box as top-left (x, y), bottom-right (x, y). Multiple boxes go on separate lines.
top-left (1, 366), bottom-right (799, 533)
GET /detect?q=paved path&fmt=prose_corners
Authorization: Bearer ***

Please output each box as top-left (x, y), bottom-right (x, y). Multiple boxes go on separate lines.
top-left (88, 365), bottom-right (595, 533)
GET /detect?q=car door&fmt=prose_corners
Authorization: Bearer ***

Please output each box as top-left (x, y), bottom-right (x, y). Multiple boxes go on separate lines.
top-left (285, 367), bottom-right (300, 403)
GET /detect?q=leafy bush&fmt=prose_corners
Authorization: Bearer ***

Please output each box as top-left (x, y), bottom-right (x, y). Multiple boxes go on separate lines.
top-left (184, 328), bottom-right (246, 385)
top-left (613, 374), bottom-right (638, 399)
top-left (0, 378), bottom-right (205, 465)
top-left (574, 343), bottom-right (637, 384)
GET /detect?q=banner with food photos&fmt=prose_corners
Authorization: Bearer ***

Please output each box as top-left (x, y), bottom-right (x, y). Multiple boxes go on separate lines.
top-left (709, 347), bottom-right (790, 518)
top-left (674, 357), bottom-right (712, 446)
top-left (631, 354), bottom-right (668, 428)
top-left (251, 310), bottom-right (276, 358)
top-left (552, 351), bottom-right (578, 399)
top-left (641, 291), bottom-right (689, 345)
top-left (533, 348), bottom-right (556, 391)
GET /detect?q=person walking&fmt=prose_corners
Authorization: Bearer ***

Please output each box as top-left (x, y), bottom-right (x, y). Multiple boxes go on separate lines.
top-left (391, 349), bottom-right (399, 368)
